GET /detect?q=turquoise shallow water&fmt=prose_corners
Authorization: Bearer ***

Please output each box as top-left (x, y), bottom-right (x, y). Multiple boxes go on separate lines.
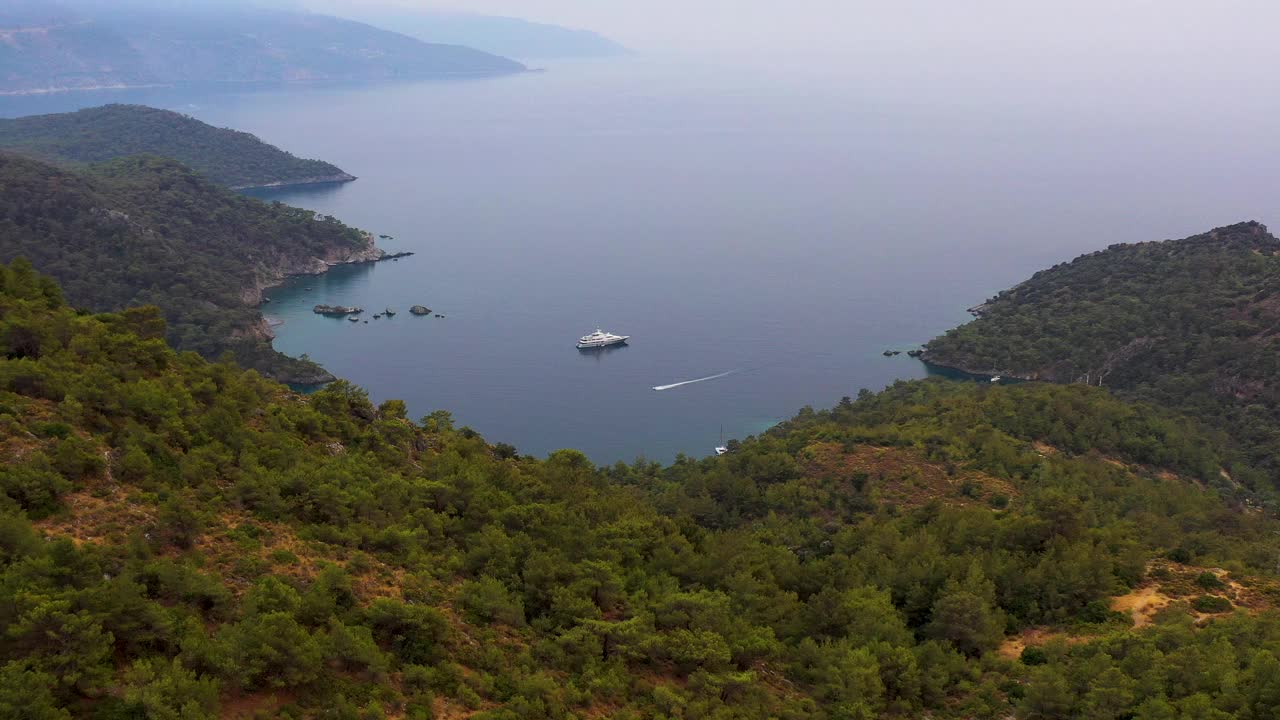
top-left (6, 58), bottom-right (1278, 462)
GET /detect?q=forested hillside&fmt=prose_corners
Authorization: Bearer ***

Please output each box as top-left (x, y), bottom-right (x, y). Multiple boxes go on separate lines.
top-left (4, 260), bottom-right (1280, 718)
top-left (924, 221), bottom-right (1280, 484)
top-left (0, 105), bottom-right (355, 190)
top-left (0, 152), bottom-right (379, 383)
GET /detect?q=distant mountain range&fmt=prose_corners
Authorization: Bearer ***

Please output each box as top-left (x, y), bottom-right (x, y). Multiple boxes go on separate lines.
top-left (0, 104), bottom-right (354, 189)
top-left (332, 9), bottom-right (629, 60)
top-left (0, 1), bottom-right (526, 95)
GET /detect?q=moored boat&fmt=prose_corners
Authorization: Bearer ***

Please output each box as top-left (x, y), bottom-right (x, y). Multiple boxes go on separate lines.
top-left (577, 329), bottom-right (629, 349)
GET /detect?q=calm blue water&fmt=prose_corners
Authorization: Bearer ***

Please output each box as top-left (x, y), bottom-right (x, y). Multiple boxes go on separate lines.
top-left (5, 59), bottom-right (1279, 462)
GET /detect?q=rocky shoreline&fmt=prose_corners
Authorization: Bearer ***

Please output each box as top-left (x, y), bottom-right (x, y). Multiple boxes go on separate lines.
top-left (231, 173), bottom-right (359, 191)
top-left (917, 351), bottom-right (1038, 382)
top-left (244, 232), bottom-right (413, 385)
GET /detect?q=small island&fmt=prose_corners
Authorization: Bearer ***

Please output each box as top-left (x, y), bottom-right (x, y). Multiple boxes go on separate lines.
top-left (314, 305), bottom-right (362, 316)
top-left (410, 305), bottom-right (432, 315)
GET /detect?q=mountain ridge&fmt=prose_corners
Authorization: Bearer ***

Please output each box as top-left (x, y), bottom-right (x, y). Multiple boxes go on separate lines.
top-left (0, 104), bottom-right (356, 190)
top-left (331, 9), bottom-right (629, 60)
top-left (0, 3), bottom-right (526, 95)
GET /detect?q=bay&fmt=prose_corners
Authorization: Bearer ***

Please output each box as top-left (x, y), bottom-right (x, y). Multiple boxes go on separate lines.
top-left (4, 57), bottom-right (1277, 463)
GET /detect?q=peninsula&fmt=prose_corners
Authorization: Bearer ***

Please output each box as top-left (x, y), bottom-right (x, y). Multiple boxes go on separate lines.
top-left (923, 220), bottom-right (1280, 479)
top-left (0, 150), bottom-right (395, 384)
top-left (0, 105), bottom-right (357, 191)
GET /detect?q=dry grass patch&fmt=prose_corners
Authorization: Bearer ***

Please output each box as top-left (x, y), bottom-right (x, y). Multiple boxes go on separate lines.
top-left (803, 442), bottom-right (1019, 510)
top-left (36, 484), bottom-right (154, 546)
top-left (193, 511), bottom-right (408, 601)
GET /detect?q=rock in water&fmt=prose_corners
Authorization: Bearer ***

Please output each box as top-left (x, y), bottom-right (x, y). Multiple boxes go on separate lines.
top-left (314, 305), bottom-right (362, 315)
top-left (410, 305), bottom-right (431, 315)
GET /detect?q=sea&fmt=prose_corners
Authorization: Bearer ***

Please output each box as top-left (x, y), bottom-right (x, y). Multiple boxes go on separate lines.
top-left (4, 57), bottom-right (1277, 463)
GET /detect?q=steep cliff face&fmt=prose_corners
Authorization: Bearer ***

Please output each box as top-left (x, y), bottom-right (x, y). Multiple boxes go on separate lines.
top-left (243, 232), bottom-right (387, 306)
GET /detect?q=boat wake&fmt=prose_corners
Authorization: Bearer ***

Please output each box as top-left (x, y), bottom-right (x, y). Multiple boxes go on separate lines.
top-left (652, 370), bottom-right (738, 392)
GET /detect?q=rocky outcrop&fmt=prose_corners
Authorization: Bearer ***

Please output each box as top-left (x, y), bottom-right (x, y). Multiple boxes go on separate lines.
top-left (230, 231), bottom-right (416, 385)
top-left (243, 232), bottom-right (389, 306)
top-left (234, 231), bottom-right (402, 386)
top-left (283, 366), bottom-right (338, 386)
top-left (410, 305), bottom-right (432, 315)
top-left (313, 305), bottom-right (362, 315)
top-left (231, 316), bottom-right (276, 342)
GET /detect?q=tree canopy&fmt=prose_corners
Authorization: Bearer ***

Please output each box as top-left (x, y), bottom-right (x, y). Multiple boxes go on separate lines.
top-left (924, 221), bottom-right (1280, 486)
top-left (4, 260), bottom-right (1280, 718)
top-left (0, 151), bottom-right (373, 383)
top-left (0, 105), bottom-right (354, 190)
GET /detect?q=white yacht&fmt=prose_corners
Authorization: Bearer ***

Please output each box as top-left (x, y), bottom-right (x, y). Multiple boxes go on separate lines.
top-left (577, 329), bottom-right (629, 349)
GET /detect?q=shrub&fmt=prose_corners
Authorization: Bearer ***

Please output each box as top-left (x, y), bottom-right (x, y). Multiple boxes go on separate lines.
top-left (1191, 595), bottom-right (1232, 614)
top-left (1020, 646), bottom-right (1048, 666)
top-left (458, 577), bottom-right (526, 627)
top-left (1194, 572), bottom-right (1225, 590)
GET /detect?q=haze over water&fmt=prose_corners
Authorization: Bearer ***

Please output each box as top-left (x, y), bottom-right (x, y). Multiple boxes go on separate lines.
top-left (5, 56), bottom-right (1278, 462)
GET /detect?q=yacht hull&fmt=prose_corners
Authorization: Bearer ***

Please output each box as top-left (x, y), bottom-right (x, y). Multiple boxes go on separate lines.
top-left (577, 338), bottom-right (629, 350)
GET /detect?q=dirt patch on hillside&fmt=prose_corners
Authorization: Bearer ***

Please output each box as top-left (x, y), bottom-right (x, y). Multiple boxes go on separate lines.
top-left (220, 690), bottom-right (297, 719)
top-left (192, 512), bottom-right (408, 602)
top-left (36, 485), bottom-right (155, 547)
top-left (1006, 563), bottom-right (1279, 660)
top-left (1111, 584), bottom-right (1173, 628)
top-left (803, 442), bottom-right (1019, 510)
top-left (998, 627), bottom-right (1091, 660)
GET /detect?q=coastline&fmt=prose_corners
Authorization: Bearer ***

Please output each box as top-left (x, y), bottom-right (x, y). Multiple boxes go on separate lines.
top-left (249, 233), bottom-right (415, 385)
top-left (0, 67), bottom-right (530, 99)
top-left (918, 353), bottom-right (1038, 383)
top-left (232, 173), bottom-right (358, 192)
top-left (0, 82), bottom-right (174, 97)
